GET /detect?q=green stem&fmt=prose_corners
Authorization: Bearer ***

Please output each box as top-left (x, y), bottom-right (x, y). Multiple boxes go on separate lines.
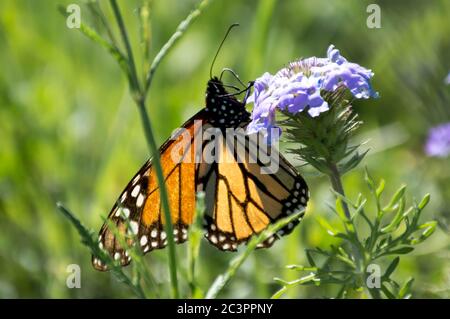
top-left (110, 0), bottom-right (179, 298)
top-left (110, 0), bottom-right (141, 96)
top-left (136, 97), bottom-right (179, 299)
top-left (328, 163), bottom-right (378, 298)
top-left (144, 0), bottom-right (211, 96)
top-left (328, 163), bottom-right (351, 219)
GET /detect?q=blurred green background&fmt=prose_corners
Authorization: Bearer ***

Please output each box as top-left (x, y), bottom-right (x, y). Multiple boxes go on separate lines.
top-left (0, 0), bottom-right (449, 298)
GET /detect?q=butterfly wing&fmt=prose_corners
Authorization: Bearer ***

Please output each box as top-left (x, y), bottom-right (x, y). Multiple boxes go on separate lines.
top-left (199, 127), bottom-right (309, 251)
top-left (93, 77), bottom-right (310, 270)
top-left (93, 113), bottom-right (205, 270)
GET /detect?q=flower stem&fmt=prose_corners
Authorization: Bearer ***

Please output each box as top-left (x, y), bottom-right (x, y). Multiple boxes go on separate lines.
top-left (328, 163), bottom-right (351, 219)
top-left (136, 97), bottom-right (179, 299)
top-left (110, 0), bottom-right (179, 298)
top-left (110, 0), bottom-right (141, 96)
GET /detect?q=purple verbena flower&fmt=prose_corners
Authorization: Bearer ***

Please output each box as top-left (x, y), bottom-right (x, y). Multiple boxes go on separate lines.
top-left (425, 122), bottom-right (450, 158)
top-left (246, 44), bottom-right (378, 139)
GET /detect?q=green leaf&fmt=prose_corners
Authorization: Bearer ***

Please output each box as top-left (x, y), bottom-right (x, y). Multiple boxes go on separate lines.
top-left (381, 198), bottom-right (408, 233)
top-left (384, 185), bottom-right (406, 211)
top-left (376, 179), bottom-right (386, 198)
top-left (351, 198), bottom-right (367, 221)
top-left (381, 283), bottom-right (397, 299)
top-left (398, 278), bottom-right (414, 299)
top-left (335, 198), bottom-right (349, 221)
top-left (364, 167), bottom-right (376, 193)
top-left (409, 221), bottom-right (437, 245)
top-left (340, 149), bottom-right (369, 174)
top-left (305, 249), bottom-right (317, 267)
top-left (316, 216), bottom-right (340, 236)
top-left (383, 257), bottom-right (400, 279)
top-left (418, 194), bottom-right (431, 210)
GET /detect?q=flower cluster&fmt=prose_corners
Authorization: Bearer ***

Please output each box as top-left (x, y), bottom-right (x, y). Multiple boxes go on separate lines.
top-left (425, 122), bottom-right (450, 158)
top-left (246, 45), bottom-right (378, 138)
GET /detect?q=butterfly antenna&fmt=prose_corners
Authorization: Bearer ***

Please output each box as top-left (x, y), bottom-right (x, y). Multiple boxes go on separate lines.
top-left (220, 68), bottom-right (246, 88)
top-left (210, 23), bottom-right (240, 79)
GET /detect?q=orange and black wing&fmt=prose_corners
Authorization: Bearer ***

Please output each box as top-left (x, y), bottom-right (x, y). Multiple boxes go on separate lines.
top-left (199, 126), bottom-right (309, 251)
top-left (93, 113), bottom-right (205, 271)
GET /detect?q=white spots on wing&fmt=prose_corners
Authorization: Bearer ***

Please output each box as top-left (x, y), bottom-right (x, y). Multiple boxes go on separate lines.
top-left (210, 224), bottom-right (216, 231)
top-left (211, 98), bottom-right (215, 103)
top-left (129, 221), bottom-right (139, 235)
top-left (120, 192), bottom-right (127, 203)
top-left (292, 198), bottom-right (298, 203)
top-left (140, 235), bottom-right (148, 247)
top-left (219, 119), bottom-right (225, 124)
top-left (173, 229), bottom-right (179, 236)
top-left (286, 202), bottom-right (291, 207)
top-left (114, 252), bottom-right (121, 260)
top-left (222, 243), bottom-right (230, 250)
top-left (210, 234), bottom-right (218, 244)
top-left (98, 242), bottom-right (103, 250)
top-left (300, 196), bottom-right (307, 204)
top-left (132, 174), bottom-right (140, 186)
top-left (151, 229), bottom-right (158, 238)
top-left (114, 209), bottom-right (121, 217)
top-left (231, 243), bottom-right (237, 250)
top-left (131, 185), bottom-right (140, 198)
top-left (136, 193), bottom-right (145, 207)
top-left (151, 241), bottom-right (158, 248)
top-left (294, 191), bottom-right (299, 196)
top-left (302, 188), bottom-right (306, 195)
top-left (219, 235), bottom-right (226, 242)
top-left (295, 182), bottom-right (301, 189)
top-left (287, 222), bottom-right (294, 230)
top-left (161, 231), bottom-right (167, 241)
top-left (143, 245), bottom-right (150, 253)
top-left (221, 105), bottom-right (226, 110)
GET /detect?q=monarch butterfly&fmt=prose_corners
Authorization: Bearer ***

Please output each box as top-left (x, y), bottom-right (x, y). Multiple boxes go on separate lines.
top-left (92, 25), bottom-right (309, 271)
top-left (92, 74), bottom-right (309, 271)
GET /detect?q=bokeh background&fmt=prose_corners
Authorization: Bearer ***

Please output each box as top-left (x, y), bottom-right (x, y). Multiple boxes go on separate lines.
top-left (0, 0), bottom-right (449, 298)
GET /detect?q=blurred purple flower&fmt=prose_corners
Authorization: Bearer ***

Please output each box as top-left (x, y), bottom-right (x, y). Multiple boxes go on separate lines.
top-left (425, 122), bottom-right (450, 157)
top-left (246, 44), bottom-right (378, 139)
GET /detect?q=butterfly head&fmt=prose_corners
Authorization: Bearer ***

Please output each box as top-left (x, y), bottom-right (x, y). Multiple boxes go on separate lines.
top-left (205, 77), bottom-right (251, 129)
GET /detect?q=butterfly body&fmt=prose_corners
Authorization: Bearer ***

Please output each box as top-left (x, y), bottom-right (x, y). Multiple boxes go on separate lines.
top-left (204, 77), bottom-right (250, 129)
top-left (93, 77), bottom-right (309, 271)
